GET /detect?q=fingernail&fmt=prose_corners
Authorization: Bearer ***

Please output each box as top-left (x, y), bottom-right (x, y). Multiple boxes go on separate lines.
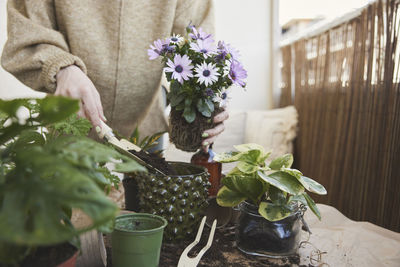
top-left (202, 132), bottom-right (209, 138)
top-left (102, 115), bottom-right (107, 121)
top-left (203, 141), bottom-right (209, 147)
top-left (95, 126), bottom-right (101, 133)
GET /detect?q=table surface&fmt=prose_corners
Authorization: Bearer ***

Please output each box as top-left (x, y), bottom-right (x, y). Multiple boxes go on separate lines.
top-left (104, 204), bottom-right (400, 267)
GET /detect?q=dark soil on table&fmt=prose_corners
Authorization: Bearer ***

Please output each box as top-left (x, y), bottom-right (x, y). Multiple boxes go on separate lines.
top-left (129, 150), bottom-right (177, 175)
top-left (106, 222), bottom-right (307, 267)
top-left (20, 242), bottom-right (77, 267)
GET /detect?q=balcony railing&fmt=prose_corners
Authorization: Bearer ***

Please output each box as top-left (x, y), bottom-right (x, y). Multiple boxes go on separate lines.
top-left (279, 0), bottom-right (400, 232)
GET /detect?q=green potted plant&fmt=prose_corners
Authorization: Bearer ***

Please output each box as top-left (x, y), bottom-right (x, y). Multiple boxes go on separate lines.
top-left (215, 143), bottom-right (327, 257)
top-left (120, 127), bottom-right (211, 242)
top-left (148, 25), bottom-right (247, 152)
top-left (122, 127), bottom-right (165, 212)
top-left (0, 96), bottom-right (145, 266)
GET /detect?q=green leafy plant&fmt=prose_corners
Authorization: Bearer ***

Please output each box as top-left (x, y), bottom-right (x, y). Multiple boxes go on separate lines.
top-left (0, 96), bottom-right (146, 264)
top-left (128, 126), bottom-right (165, 156)
top-left (215, 143), bottom-right (327, 221)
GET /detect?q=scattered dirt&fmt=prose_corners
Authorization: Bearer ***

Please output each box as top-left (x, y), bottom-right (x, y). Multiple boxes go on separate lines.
top-left (128, 150), bottom-right (177, 175)
top-left (105, 222), bottom-right (307, 267)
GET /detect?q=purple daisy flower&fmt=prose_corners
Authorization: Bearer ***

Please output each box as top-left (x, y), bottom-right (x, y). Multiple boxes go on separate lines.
top-left (229, 60), bottom-right (247, 87)
top-left (194, 62), bottom-right (220, 86)
top-left (189, 27), bottom-right (212, 40)
top-left (213, 89), bottom-right (231, 108)
top-left (218, 41), bottom-right (240, 60)
top-left (164, 54), bottom-right (193, 84)
top-left (148, 38), bottom-right (170, 60)
top-left (205, 88), bottom-right (214, 97)
top-left (190, 39), bottom-right (217, 59)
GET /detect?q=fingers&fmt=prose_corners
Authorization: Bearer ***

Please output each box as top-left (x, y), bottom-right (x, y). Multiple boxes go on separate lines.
top-left (213, 110), bottom-right (229, 124)
top-left (202, 123), bottom-right (225, 151)
top-left (92, 89), bottom-right (107, 122)
top-left (81, 90), bottom-right (102, 127)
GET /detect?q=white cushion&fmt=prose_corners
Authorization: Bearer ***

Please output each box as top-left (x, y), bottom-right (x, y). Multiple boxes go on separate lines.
top-left (244, 106), bottom-right (298, 160)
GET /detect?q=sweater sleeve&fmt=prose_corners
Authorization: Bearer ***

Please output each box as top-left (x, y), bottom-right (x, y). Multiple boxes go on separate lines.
top-left (172, 0), bottom-right (215, 37)
top-left (1, 0), bottom-right (87, 93)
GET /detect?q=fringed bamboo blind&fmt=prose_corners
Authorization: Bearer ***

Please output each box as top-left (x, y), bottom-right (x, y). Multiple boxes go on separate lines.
top-left (279, 0), bottom-right (400, 232)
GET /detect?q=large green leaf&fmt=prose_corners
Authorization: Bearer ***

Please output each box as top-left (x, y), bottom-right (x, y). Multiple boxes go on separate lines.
top-left (214, 151), bottom-right (242, 163)
top-left (268, 186), bottom-right (286, 204)
top-left (183, 106), bottom-right (196, 123)
top-left (282, 167), bottom-right (302, 179)
top-left (236, 161), bottom-right (258, 174)
top-left (36, 96), bottom-right (79, 124)
top-left (216, 186), bottom-right (246, 207)
top-left (222, 175), bottom-right (265, 203)
top-left (196, 99), bottom-right (212, 117)
top-left (302, 193), bottom-right (321, 220)
top-left (258, 201), bottom-right (293, 221)
top-left (0, 98), bottom-right (29, 117)
top-left (234, 143), bottom-right (265, 153)
top-left (0, 148), bottom-right (118, 245)
top-left (45, 136), bottom-right (145, 173)
top-left (257, 171), bottom-right (304, 195)
top-left (269, 154), bottom-right (294, 170)
top-left (298, 176), bottom-right (327, 195)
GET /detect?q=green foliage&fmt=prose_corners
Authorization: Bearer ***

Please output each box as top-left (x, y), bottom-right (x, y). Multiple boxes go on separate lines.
top-left (215, 143), bottom-right (327, 221)
top-left (128, 125), bottom-right (166, 157)
top-left (0, 96), bottom-right (145, 264)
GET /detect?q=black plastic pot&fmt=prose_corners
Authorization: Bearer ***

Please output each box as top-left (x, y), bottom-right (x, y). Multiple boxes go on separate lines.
top-left (122, 175), bottom-right (140, 212)
top-left (236, 201), bottom-right (302, 257)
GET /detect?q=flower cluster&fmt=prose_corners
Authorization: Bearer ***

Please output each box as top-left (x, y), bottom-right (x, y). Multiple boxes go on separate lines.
top-left (148, 25), bottom-right (247, 123)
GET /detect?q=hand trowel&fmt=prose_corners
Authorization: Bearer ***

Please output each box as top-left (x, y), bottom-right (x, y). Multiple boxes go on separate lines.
top-left (97, 121), bottom-right (166, 175)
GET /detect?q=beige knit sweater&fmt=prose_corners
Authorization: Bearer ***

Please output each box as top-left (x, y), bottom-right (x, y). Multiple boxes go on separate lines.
top-left (1, 0), bottom-right (215, 137)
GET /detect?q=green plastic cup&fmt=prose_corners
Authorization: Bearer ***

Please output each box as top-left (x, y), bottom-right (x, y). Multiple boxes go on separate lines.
top-left (111, 213), bottom-right (167, 267)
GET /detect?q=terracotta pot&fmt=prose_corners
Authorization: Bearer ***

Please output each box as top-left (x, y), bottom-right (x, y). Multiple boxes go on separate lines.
top-left (56, 250), bottom-right (79, 267)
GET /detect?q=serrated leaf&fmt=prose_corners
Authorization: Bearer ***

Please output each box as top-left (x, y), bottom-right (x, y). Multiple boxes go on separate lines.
top-left (259, 201), bottom-right (293, 221)
top-left (49, 115), bottom-right (92, 137)
top-left (269, 154), bottom-right (294, 170)
top-left (257, 171), bottom-right (304, 195)
top-left (216, 186), bottom-right (246, 207)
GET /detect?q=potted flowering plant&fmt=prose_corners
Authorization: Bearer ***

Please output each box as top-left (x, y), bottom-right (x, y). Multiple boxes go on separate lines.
top-left (214, 143), bottom-right (327, 257)
top-left (148, 25), bottom-right (247, 152)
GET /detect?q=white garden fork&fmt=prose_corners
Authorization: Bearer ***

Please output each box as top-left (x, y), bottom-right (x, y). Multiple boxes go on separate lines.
top-left (177, 216), bottom-right (217, 267)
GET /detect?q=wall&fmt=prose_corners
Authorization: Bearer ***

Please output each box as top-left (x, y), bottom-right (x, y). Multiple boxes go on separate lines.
top-left (0, 0), bottom-right (44, 99)
top-left (214, 0), bottom-right (275, 110)
top-left (0, 1), bottom-right (276, 110)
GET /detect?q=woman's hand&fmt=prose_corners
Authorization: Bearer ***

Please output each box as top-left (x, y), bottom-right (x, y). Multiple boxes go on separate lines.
top-left (201, 108), bottom-right (229, 152)
top-left (55, 65), bottom-right (106, 127)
